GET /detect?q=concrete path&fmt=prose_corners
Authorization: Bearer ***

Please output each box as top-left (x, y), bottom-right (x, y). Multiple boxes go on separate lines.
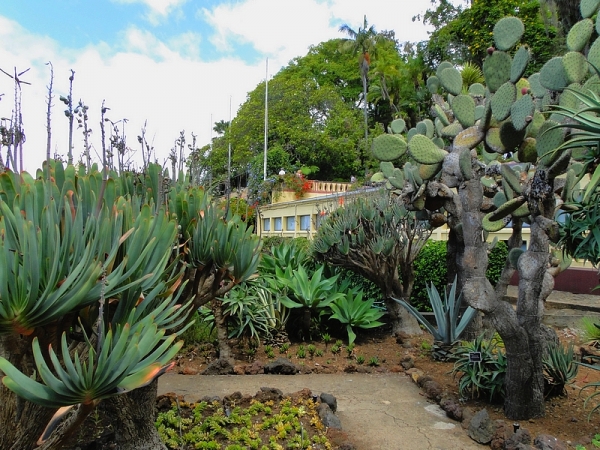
top-left (159, 373), bottom-right (485, 450)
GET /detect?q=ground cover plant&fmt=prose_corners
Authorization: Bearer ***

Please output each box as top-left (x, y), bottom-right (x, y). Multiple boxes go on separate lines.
top-left (155, 394), bottom-right (333, 450)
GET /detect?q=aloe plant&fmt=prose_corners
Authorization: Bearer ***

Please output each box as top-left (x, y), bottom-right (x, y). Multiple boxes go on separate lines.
top-left (393, 277), bottom-right (476, 348)
top-left (329, 288), bottom-right (384, 345)
top-left (278, 264), bottom-right (343, 311)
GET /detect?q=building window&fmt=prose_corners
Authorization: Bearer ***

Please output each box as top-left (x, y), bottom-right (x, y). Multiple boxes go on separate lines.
top-left (286, 216), bottom-right (295, 231)
top-left (300, 215), bottom-right (310, 231)
top-left (263, 218), bottom-right (270, 231)
top-left (316, 212), bottom-right (328, 229)
top-left (274, 217), bottom-right (282, 231)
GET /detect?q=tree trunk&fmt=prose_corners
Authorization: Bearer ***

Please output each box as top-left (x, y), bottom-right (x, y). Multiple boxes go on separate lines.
top-left (212, 299), bottom-right (232, 361)
top-left (107, 379), bottom-right (166, 450)
top-left (385, 297), bottom-right (422, 335)
top-left (0, 335), bottom-right (56, 450)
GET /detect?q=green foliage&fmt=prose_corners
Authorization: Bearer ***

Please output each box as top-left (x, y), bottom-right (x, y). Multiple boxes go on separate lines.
top-left (412, 240), bottom-right (508, 311)
top-left (278, 265), bottom-right (343, 311)
top-left (328, 287), bottom-right (385, 345)
top-left (452, 334), bottom-right (507, 401)
top-left (180, 311), bottom-right (216, 347)
top-left (543, 341), bottom-right (579, 395)
top-left (411, 241), bottom-right (447, 311)
top-left (394, 277), bottom-right (476, 350)
top-left (156, 397), bottom-right (331, 449)
top-left (580, 317), bottom-right (600, 347)
top-left (486, 241), bottom-right (509, 284)
top-left (421, 0), bottom-right (556, 75)
top-left (368, 356), bottom-right (380, 367)
top-left (356, 355), bottom-right (365, 365)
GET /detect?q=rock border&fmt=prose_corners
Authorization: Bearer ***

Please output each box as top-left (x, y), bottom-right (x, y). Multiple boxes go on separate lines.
top-left (405, 368), bottom-right (569, 450)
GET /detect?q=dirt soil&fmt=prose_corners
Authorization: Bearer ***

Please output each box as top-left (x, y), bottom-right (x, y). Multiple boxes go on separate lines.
top-left (177, 323), bottom-right (600, 449)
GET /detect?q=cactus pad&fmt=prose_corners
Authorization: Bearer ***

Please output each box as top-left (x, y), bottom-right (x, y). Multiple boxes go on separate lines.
top-left (511, 94), bottom-right (535, 131)
top-left (436, 61), bottom-right (454, 78)
top-left (433, 136), bottom-right (445, 149)
top-left (536, 120), bottom-right (565, 167)
top-left (454, 126), bottom-right (485, 149)
top-left (434, 104), bottom-right (450, 126)
top-left (474, 104), bottom-right (485, 122)
top-left (587, 39), bottom-right (600, 76)
top-left (439, 66), bottom-right (463, 96)
top-left (491, 81), bottom-right (517, 121)
top-left (380, 161), bottom-right (395, 178)
top-left (493, 191), bottom-right (507, 208)
top-left (388, 168), bottom-right (405, 189)
top-left (500, 121), bottom-right (527, 153)
top-left (493, 17), bottom-right (525, 50)
top-left (581, 0), bottom-right (600, 18)
top-left (419, 162), bottom-right (443, 180)
top-left (483, 51), bottom-right (512, 92)
top-left (458, 147), bottom-right (473, 180)
top-left (511, 45), bottom-right (531, 83)
top-left (452, 94), bottom-right (476, 128)
top-left (468, 83), bottom-right (486, 97)
top-left (518, 137), bottom-right (537, 163)
top-left (372, 134), bottom-right (407, 162)
top-left (416, 121), bottom-right (428, 136)
top-left (485, 127), bottom-right (505, 154)
top-left (540, 57), bottom-right (569, 91)
top-left (423, 119), bottom-right (435, 138)
top-left (508, 248), bottom-right (525, 269)
top-left (389, 118), bottom-right (406, 134)
top-left (371, 172), bottom-right (386, 183)
top-left (526, 111), bottom-right (546, 138)
top-left (488, 196), bottom-right (526, 221)
top-left (482, 212), bottom-right (509, 232)
top-left (407, 128), bottom-right (418, 142)
top-left (583, 75), bottom-right (600, 95)
top-left (427, 75), bottom-right (440, 94)
top-left (563, 51), bottom-right (589, 84)
top-left (567, 19), bottom-right (594, 52)
top-left (441, 122), bottom-right (464, 138)
top-left (528, 73), bottom-right (546, 98)
top-left (408, 134), bottom-right (448, 165)
top-left (501, 164), bottom-right (523, 194)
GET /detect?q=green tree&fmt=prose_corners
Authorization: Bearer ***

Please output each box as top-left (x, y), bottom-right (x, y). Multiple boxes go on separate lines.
top-left (339, 16), bottom-right (380, 174)
top-left (312, 191), bottom-right (431, 335)
top-left (226, 73), bottom-right (363, 186)
top-left (421, 0), bottom-right (557, 74)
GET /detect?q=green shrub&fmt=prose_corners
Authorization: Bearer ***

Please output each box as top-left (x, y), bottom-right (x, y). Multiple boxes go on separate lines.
top-left (412, 241), bottom-right (447, 311)
top-left (452, 334), bottom-right (507, 402)
top-left (411, 240), bottom-right (508, 311)
top-left (180, 311), bottom-right (215, 347)
top-left (486, 241), bottom-right (509, 285)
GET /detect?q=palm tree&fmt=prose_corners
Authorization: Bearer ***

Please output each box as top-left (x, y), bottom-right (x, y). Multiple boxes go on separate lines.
top-left (339, 16), bottom-right (379, 175)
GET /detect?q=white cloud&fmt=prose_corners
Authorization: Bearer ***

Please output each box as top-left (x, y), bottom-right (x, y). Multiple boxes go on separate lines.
top-left (112, 0), bottom-right (188, 24)
top-left (0, 15), bottom-right (263, 172)
top-left (0, 0), bottom-right (447, 173)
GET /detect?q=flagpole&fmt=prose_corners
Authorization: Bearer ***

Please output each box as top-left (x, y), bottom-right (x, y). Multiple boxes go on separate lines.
top-left (263, 57), bottom-right (268, 180)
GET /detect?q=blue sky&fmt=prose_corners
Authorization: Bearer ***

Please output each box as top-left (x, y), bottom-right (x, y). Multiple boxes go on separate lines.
top-left (0, 0), bottom-right (441, 172)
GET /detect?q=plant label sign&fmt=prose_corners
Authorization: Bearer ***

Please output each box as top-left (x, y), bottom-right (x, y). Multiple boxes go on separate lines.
top-left (469, 352), bottom-right (482, 363)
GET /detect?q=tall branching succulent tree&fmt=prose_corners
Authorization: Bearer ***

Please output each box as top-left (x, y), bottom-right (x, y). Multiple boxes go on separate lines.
top-left (0, 161), bottom-right (261, 449)
top-left (312, 191), bottom-right (431, 335)
top-left (369, 3), bottom-right (599, 420)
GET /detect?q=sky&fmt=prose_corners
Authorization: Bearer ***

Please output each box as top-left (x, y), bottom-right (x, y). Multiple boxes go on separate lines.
top-left (0, 0), bottom-right (446, 173)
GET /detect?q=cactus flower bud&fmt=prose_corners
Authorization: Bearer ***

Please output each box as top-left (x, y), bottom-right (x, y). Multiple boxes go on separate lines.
top-left (487, 46), bottom-right (495, 55)
top-left (521, 87), bottom-right (529, 96)
top-left (525, 115), bottom-right (533, 123)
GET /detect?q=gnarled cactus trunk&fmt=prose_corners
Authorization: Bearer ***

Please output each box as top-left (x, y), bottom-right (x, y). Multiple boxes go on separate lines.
top-left (0, 335), bottom-right (55, 450)
top-left (106, 379), bottom-right (166, 450)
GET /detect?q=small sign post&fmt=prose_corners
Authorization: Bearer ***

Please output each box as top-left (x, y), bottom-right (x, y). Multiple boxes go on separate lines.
top-left (469, 352), bottom-right (482, 363)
